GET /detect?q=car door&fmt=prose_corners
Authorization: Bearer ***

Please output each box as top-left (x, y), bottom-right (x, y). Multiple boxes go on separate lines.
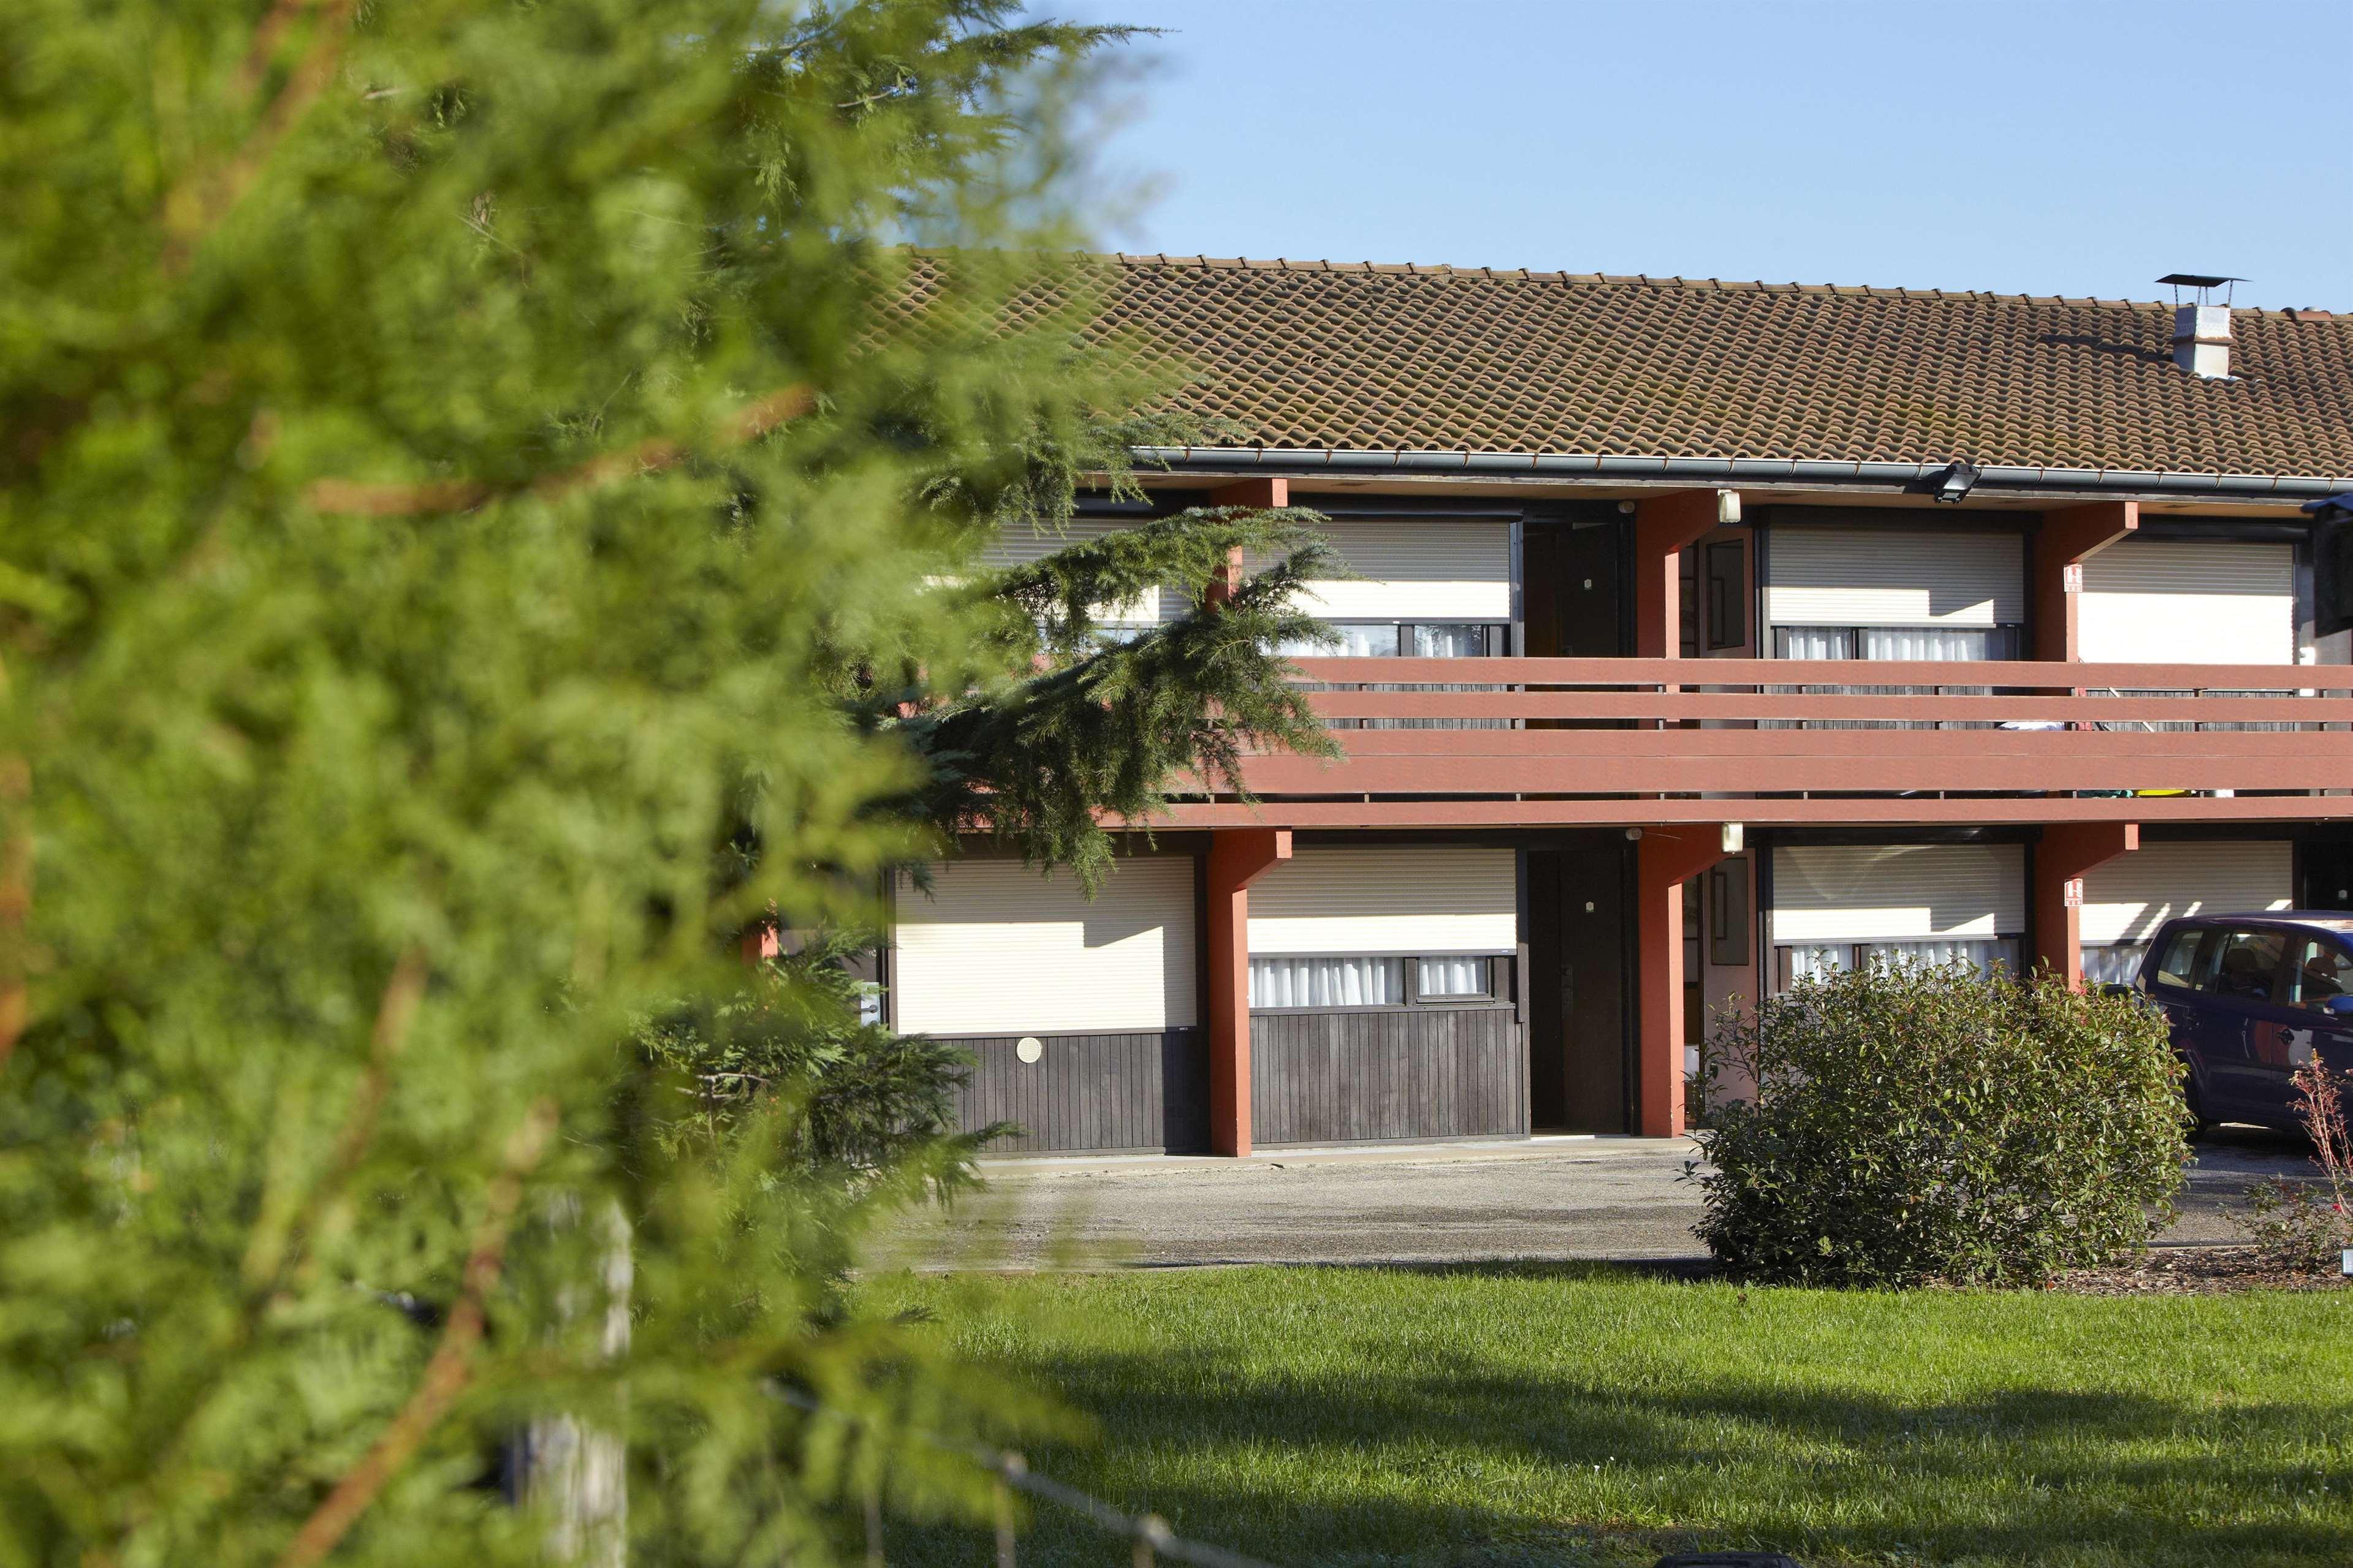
top-left (2143, 923), bottom-right (2222, 1104)
top-left (2281, 933), bottom-right (2353, 1097)
top-left (2195, 926), bottom-right (2292, 1122)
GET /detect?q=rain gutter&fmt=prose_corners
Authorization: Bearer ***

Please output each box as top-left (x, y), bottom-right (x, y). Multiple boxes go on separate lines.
top-left (1129, 446), bottom-right (2353, 504)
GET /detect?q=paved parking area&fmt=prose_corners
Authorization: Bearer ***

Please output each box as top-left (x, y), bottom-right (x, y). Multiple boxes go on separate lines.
top-left (888, 1126), bottom-right (2319, 1271)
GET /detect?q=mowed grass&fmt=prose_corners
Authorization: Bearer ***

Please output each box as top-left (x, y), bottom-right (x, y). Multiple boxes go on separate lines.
top-left (869, 1265), bottom-right (2353, 1568)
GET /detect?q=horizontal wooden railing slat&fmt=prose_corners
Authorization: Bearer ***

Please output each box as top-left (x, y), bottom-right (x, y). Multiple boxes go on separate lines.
top-left (1302, 690), bottom-right (2353, 723)
top-left (1284, 656), bottom-right (2353, 689)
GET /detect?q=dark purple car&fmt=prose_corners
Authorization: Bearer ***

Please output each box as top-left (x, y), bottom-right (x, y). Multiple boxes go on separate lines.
top-left (2133, 913), bottom-right (2353, 1136)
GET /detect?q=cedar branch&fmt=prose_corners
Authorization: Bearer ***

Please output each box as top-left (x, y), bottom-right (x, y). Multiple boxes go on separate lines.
top-left (303, 386), bottom-right (818, 517)
top-left (272, 1098), bottom-right (560, 1568)
top-left (0, 752), bottom-right (25, 1070)
top-left (162, 0), bottom-right (359, 274)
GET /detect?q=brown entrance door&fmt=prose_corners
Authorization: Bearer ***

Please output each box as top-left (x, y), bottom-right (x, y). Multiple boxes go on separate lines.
top-left (1526, 842), bottom-right (1633, 1132)
top-left (1522, 518), bottom-right (1625, 659)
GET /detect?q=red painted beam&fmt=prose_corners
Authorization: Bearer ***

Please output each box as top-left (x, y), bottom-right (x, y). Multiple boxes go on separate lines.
top-left (1204, 479), bottom-right (1287, 605)
top-left (1636, 828), bottom-right (1728, 1138)
top-left (2034, 821), bottom-right (2140, 990)
top-left (1633, 490), bottom-right (1735, 659)
top-left (1205, 827), bottom-right (1290, 1157)
top-left (2034, 501), bottom-right (2138, 664)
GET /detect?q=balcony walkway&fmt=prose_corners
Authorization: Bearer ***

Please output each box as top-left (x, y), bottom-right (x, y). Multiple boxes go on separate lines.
top-left (1161, 656), bottom-right (2353, 828)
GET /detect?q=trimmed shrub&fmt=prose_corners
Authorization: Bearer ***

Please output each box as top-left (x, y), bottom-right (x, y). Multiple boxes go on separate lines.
top-left (1692, 959), bottom-right (2188, 1287)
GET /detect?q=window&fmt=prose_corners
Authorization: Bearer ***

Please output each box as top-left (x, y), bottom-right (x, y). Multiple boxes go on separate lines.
top-left (1773, 626), bottom-right (2020, 661)
top-left (1709, 859), bottom-right (1751, 967)
top-left (2150, 928), bottom-right (2207, 990)
top-left (1769, 625), bottom-right (2021, 732)
top-left (1280, 624), bottom-right (1399, 658)
top-left (1250, 956), bottom-right (1402, 1008)
top-left (1412, 623), bottom-right (1488, 658)
top-left (1705, 540), bottom-right (1747, 651)
top-left (1249, 954), bottom-right (1503, 1009)
top-left (1775, 937), bottom-right (2019, 990)
top-left (1416, 956), bottom-right (1493, 999)
top-left (2081, 943), bottom-right (2148, 989)
top-left (2287, 938), bottom-right (2353, 1012)
top-left (2202, 929), bottom-right (2286, 1003)
top-left (1277, 623), bottom-right (1506, 659)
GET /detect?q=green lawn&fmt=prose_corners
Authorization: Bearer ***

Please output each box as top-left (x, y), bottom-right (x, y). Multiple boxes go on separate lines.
top-left (870, 1265), bottom-right (2353, 1568)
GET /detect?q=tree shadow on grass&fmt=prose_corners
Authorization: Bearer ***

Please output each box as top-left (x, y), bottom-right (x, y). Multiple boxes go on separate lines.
top-left (884, 1272), bottom-right (2353, 1567)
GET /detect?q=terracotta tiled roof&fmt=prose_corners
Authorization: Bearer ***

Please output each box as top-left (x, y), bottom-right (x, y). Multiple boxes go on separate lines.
top-left (1035, 256), bottom-right (2353, 479)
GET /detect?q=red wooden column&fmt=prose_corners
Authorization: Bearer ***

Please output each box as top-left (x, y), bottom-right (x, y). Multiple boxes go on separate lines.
top-left (1632, 489), bottom-right (1740, 657)
top-left (2031, 501), bottom-right (2138, 662)
top-left (1205, 478), bottom-right (1288, 606)
top-left (2034, 822), bottom-right (2138, 990)
top-left (1636, 828), bottom-right (1728, 1138)
top-left (1199, 479), bottom-right (1293, 1155)
top-left (1206, 827), bottom-right (1291, 1157)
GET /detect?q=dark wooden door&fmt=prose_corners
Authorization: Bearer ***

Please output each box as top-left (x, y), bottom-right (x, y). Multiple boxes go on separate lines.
top-left (1526, 843), bottom-right (1632, 1132)
top-left (1522, 520), bottom-right (1624, 657)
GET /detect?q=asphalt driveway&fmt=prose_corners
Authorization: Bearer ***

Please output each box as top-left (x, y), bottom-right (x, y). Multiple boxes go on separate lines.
top-left (889, 1126), bottom-right (2321, 1271)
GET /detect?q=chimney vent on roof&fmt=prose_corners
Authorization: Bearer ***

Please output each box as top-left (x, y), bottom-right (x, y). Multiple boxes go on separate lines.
top-left (2158, 274), bottom-right (2242, 379)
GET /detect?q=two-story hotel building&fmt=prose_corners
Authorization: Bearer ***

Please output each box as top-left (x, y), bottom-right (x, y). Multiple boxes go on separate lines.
top-left (882, 259), bottom-right (2353, 1157)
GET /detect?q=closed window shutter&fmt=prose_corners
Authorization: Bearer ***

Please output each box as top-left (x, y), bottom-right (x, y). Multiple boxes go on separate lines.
top-left (1764, 528), bottom-right (2024, 628)
top-left (1770, 843), bottom-right (2026, 944)
top-left (1247, 846), bottom-right (1516, 956)
top-left (2080, 540), bottom-right (2295, 665)
top-left (981, 519), bottom-right (1173, 624)
top-left (891, 856), bottom-right (1196, 1035)
top-left (2080, 841), bottom-right (2294, 945)
top-left (1279, 519), bottom-right (1513, 622)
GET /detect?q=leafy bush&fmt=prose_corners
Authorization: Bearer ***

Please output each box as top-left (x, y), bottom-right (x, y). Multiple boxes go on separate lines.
top-left (2241, 1060), bottom-right (2353, 1274)
top-left (637, 936), bottom-right (998, 1180)
top-left (1691, 960), bottom-right (2187, 1287)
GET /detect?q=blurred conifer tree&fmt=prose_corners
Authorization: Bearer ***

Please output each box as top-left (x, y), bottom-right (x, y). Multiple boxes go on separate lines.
top-left (0, 2), bottom-right (1331, 1562)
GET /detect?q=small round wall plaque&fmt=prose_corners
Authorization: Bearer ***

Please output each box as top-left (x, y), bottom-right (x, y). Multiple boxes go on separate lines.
top-left (1015, 1036), bottom-right (1044, 1064)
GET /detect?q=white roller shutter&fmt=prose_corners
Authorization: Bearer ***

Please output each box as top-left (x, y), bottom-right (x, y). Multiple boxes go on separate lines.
top-left (1765, 528), bottom-right (2024, 628)
top-left (891, 855), bottom-right (1196, 1035)
top-left (2079, 540), bottom-right (2295, 665)
top-left (2081, 841), bottom-right (2294, 944)
top-left (981, 518), bottom-right (1172, 624)
top-left (1282, 519), bottom-right (1513, 622)
top-left (1771, 843), bottom-right (2026, 943)
top-left (1248, 845), bottom-right (1516, 956)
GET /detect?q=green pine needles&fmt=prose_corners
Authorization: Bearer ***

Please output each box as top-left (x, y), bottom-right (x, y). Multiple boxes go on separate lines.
top-left (0, 2), bottom-right (1328, 1564)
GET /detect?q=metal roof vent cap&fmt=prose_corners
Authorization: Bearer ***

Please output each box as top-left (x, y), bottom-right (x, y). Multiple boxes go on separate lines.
top-left (2160, 273), bottom-right (2241, 379)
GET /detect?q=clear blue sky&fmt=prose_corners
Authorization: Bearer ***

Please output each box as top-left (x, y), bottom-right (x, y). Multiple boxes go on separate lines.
top-left (1049, 0), bottom-right (2352, 310)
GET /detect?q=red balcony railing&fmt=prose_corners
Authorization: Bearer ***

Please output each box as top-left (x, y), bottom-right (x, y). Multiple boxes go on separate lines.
top-left (1165, 658), bottom-right (2353, 828)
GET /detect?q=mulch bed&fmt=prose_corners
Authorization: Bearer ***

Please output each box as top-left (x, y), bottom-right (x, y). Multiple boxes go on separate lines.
top-left (2054, 1245), bottom-right (2351, 1295)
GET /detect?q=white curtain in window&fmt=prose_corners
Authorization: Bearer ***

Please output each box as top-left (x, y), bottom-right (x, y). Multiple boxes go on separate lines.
top-left (1775, 627), bottom-right (1855, 661)
top-left (1249, 955), bottom-right (1404, 1008)
top-left (2081, 944), bottom-right (2149, 988)
top-left (1859, 937), bottom-right (2017, 979)
top-left (1415, 956), bottom-right (1489, 998)
top-left (1412, 624), bottom-right (1485, 657)
top-left (1279, 623), bottom-right (1399, 657)
top-left (1781, 944), bottom-right (1855, 984)
top-left (1858, 626), bottom-right (2013, 662)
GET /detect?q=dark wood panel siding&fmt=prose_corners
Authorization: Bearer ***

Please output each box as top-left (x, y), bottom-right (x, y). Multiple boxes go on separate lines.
top-left (1250, 1007), bottom-right (1526, 1146)
top-left (954, 1028), bottom-right (1209, 1156)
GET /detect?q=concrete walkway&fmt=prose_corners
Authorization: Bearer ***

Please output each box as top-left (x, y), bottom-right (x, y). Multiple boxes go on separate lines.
top-left (886, 1126), bottom-right (2317, 1271)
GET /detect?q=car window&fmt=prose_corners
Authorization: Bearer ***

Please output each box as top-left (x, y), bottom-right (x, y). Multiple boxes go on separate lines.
top-left (2202, 929), bottom-right (2287, 1004)
top-left (2151, 928), bottom-right (2207, 990)
top-left (2287, 938), bottom-right (2353, 1012)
